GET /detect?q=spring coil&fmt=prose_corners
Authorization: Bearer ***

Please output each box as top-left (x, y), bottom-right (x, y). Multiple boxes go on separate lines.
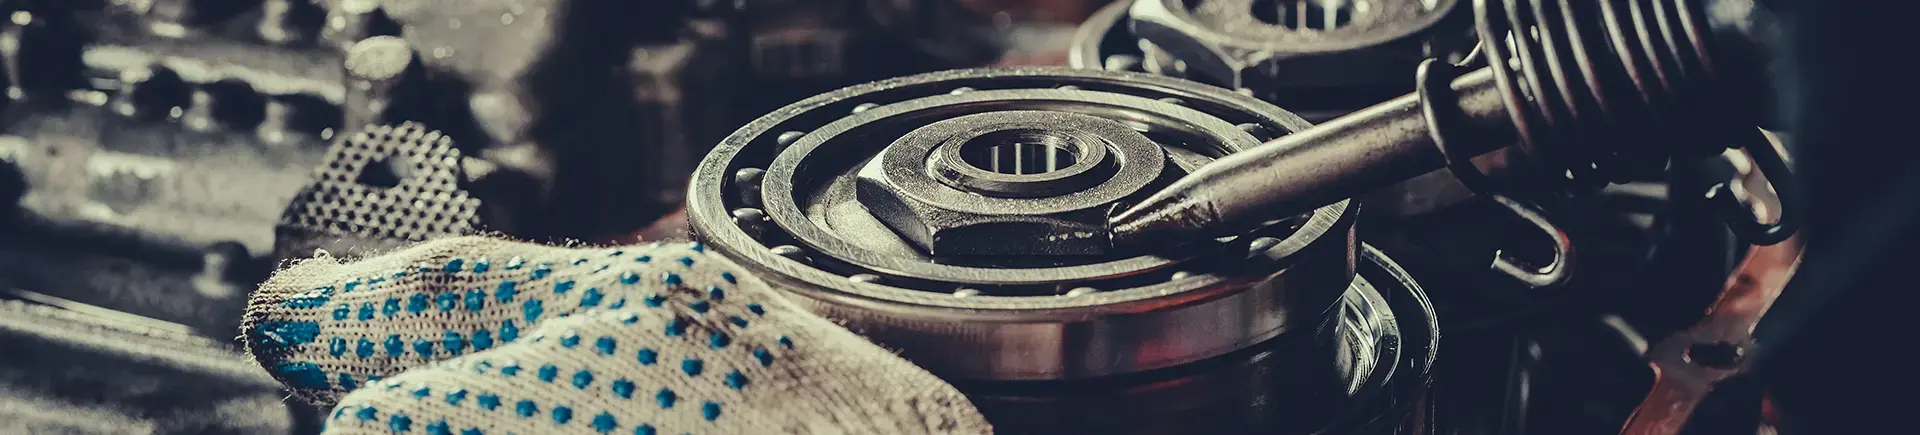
top-left (1428, 0), bottom-right (1794, 245)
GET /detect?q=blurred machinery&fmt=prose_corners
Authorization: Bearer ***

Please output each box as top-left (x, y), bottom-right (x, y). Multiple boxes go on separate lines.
top-left (0, 0), bottom-right (1809, 434)
top-left (0, 0), bottom-right (1004, 432)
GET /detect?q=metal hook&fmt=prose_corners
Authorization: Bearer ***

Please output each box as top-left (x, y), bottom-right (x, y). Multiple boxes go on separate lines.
top-left (1488, 195), bottom-right (1575, 288)
top-left (1418, 57), bottom-right (1575, 289)
top-left (1708, 130), bottom-right (1796, 246)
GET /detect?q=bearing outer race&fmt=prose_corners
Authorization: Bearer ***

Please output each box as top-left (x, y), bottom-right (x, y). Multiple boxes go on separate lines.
top-left (688, 68), bottom-right (1350, 380)
top-left (950, 245), bottom-right (1440, 432)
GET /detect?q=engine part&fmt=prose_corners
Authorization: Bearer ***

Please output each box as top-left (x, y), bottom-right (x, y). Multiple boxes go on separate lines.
top-left (0, 294), bottom-right (305, 434)
top-left (320, 0), bottom-right (1004, 242)
top-left (687, 67), bottom-right (1436, 434)
top-left (1071, 0), bottom-right (1510, 225)
top-left (1073, 0), bottom-right (1694, 331)
top-left (716, 0), bottom-right (1004, 117)
top-left (271, 122), bottom-right (538, 263)
top-left (1622, 237), bottom-right (1795, 435)
top-left (1108, 0), bottom-right (1795, 259)
top-left (0, 3), bottom-right (336, 337)
top-left (1071, 0), bottom-right (1469, 122)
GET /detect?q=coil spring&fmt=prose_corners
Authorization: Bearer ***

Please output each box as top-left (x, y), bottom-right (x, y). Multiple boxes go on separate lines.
top-left (1426, 0), bottom-right (1795, 245)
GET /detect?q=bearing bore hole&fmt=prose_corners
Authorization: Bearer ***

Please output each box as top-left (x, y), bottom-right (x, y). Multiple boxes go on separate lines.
top-left (1253, 0), bottom-right (1356, 30)
top-left (959, 129), bottom-right (1081, 176)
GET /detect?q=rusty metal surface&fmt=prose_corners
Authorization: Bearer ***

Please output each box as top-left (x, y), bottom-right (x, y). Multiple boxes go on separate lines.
top-left (1621, 236), bottom-right (1799, 435)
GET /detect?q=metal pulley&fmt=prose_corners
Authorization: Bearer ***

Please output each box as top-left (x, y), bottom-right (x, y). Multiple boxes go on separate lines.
top-left (686, 67), bottom-right (1437, 434)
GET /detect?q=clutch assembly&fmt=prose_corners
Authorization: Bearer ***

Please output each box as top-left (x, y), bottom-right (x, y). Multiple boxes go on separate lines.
top-left (686, 67), bottom-right (1437, 434)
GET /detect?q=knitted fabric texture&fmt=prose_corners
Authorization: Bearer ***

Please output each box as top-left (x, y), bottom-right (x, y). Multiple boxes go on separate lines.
top-left (241, 236), bottom-right (990, 434)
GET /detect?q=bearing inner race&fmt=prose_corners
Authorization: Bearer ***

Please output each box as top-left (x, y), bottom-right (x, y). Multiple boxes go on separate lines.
top-left (917, 112), bottom-right (1142, 198)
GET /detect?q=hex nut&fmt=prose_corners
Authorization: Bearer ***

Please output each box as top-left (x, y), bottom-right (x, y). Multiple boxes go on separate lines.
top-left (852, 111), bottom-right (1168, 257)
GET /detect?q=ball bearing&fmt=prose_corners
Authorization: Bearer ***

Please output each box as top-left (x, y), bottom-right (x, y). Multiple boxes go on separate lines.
top-left (688, 67), bottom-right (1438, 433)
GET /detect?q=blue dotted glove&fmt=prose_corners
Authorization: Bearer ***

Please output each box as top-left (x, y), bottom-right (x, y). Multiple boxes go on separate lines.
top-left (241, 236), bottom-right (989, 434)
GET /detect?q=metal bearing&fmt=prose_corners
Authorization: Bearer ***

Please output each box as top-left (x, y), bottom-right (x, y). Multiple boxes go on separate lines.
top-left (1073, 0), bottom-right (1466, 122)
top-left (688, 67), bottom-right (1366, 384)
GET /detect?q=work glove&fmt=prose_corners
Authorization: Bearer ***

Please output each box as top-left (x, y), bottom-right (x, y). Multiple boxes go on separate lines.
top-left (241, 236), bottom-right (990, 434)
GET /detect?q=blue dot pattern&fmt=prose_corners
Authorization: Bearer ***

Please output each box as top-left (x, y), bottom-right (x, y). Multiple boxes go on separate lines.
top-left (593, 413), bottom-right (619, 433)
top-left (473, 329), bottom-right (495, 351)
top-left (572, 370), bottom-right (594, 389)
top-left (464, 290), bottom-right (486, 312)
top-left (443, 332), bottom-right (467, 355)
top-left (655, 389), bottom-right (676, 409)
top-left (500, 320), bottom-right (521, 343)
top-left (523, 300), bottom-right (544, 323)
top-left (409, 294), bottom-right (430, 314)
top-left (243, 236), bottom-right (985, 435)
top-left (581, 288), bottom-right (606, 308)
top-left (495, 282), bottom-right (517, 302)
top-left (612, 380), bottom-right (636, 399)
top-left (390, 413), bottom-right (412, 432)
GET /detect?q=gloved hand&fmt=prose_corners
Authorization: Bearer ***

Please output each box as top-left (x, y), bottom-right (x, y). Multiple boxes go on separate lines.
top-left (241, 236), bottom-right (990, 434)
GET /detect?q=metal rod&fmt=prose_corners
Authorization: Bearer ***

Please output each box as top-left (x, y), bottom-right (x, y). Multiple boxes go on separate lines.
top-left (1110, 68), bottom-right (1515, 246)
